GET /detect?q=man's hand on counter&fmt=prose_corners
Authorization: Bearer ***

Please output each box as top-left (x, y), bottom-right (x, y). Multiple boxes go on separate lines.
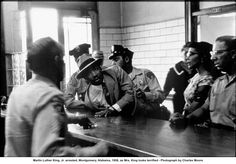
top-left (95, 106), bottom-right (118, 118)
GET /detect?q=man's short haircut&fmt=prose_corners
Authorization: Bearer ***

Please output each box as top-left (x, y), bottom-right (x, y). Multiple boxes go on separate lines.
top-left (27, 37), bottom-right (63, 74)
top-left (215, 35), bottom-right (236, 51)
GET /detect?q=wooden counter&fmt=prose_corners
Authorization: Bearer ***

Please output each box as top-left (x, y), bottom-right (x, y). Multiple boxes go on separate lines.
top-left (68, 116), bottom-right (235, 157)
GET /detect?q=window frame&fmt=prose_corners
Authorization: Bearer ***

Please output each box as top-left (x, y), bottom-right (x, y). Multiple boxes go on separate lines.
top-left (19, 2), bottom-right (99, 80)
top-left (185, 1), bottom-right (236, 42)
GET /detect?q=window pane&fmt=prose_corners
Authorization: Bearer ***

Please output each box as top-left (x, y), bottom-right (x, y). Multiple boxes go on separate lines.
top-left (63, 17), bottom-right (92, 84)
top-left (198, 12), bottom-right (236, 43)
top-left (20, 11), bottom-right (27, 52)
top-left (30, 8), bottom-right (58, 42)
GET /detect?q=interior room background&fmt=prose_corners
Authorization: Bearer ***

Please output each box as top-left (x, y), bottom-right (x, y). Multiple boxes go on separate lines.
top-left (1, 1), bottom-right (236, 111)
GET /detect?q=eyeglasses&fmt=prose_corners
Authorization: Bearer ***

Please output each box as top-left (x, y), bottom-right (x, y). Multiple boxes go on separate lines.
top-left (210, 50), bottom-right (228, 56)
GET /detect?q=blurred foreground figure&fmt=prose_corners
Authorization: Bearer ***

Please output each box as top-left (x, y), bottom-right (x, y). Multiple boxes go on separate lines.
top-left (5, 37), bottom-right (108, 156)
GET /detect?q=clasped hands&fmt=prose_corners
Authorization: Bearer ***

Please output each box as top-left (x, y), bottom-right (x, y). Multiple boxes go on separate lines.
top-left (95, 106), bottom-right (117, 118)
top-left (136, 88), bottom-right (146, 99)
top-left (169, 112), bottom-right (188, 128)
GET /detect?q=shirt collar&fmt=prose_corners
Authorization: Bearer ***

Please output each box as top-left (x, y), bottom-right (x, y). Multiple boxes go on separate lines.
top-left (129, 67), bottom-right (143, 80)
top-left (32, 74), bottom-right (58, 88)
top-left (226, 73), bottom-right (236, 84)
top-left (218, 73), bottom-right (236, 87)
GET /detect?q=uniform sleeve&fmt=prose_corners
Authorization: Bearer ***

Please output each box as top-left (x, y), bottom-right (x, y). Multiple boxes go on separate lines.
top-left (64, 74), bottom-right (85, 109)
top-left (144, 69), bottom-right (164, 103)
top-left (113, 66), bottom-right (134, 111)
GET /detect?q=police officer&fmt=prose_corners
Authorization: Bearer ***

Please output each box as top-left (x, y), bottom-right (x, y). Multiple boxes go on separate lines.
top-left (109, 45), bottom-right (168, 119)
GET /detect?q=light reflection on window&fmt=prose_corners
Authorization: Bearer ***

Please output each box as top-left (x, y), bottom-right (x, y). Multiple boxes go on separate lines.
top-left (20, 11), bottom-right (27, 52)
top-left (198, 11), bottom-right (236, 42)
top-left (30, 8), bottom-right (58, 42)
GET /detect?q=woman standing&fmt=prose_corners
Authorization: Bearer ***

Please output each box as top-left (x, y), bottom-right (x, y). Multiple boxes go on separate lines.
top-left (163, 42), bottom-right (195, 114)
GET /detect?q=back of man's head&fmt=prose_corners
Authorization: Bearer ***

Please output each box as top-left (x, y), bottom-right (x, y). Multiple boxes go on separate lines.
top-left (27, 37), bottom-right (63, 75)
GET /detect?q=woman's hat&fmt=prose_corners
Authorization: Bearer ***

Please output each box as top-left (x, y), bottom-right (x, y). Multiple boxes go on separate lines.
top-left (76, 57), bottom-right (102, 79)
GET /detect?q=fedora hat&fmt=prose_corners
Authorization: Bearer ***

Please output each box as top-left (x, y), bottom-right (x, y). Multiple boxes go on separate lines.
top-left (76, 57), bottom-right (102, 79)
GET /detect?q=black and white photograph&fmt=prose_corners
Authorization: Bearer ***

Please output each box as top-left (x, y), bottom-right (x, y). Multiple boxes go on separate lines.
top-left (0, 1), bottom-right (235, 163)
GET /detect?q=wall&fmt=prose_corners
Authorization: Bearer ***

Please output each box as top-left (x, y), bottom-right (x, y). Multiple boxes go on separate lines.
top-left (99, 28), bottom-right (123, 66)
top-left (98, 2), bottom-right (121, 28)
top-left (98, 2), bottom-right (185, 87)
top-left (98, 2), bottom-right (123, 66)
top-left (123, 19), bottom-right (185, 86)
top-left (122, 2), bottom-right (184, 26)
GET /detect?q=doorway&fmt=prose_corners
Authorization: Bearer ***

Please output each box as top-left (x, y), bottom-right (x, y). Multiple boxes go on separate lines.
top-left (63, 17), bottom-right (92, 85)
top-left (27, 7), bottom-right (92, 89)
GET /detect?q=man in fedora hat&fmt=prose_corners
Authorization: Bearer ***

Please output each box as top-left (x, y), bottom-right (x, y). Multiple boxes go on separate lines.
top-left (65, 46), bottom-right (109, 111)
top-left (109, 45), bottom-right (168, 119)
top-left (75, 57), bottom-right (134, 117)
top-left (64, 43), bottom-right (92, 111)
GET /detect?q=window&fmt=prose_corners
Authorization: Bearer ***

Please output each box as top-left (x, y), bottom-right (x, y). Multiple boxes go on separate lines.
top-left (5, 10), bottom-right (27, 96)
top-left (30, 8), bottom-right (58, 42)
top-left (186, 2), bottom-right (236, 42)
top-left (63, 17), bottom-right (92, 84)
top-left (28, 8), bottom-right (93, 87)
top-left (198, 12), bottom-right (236, 43)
